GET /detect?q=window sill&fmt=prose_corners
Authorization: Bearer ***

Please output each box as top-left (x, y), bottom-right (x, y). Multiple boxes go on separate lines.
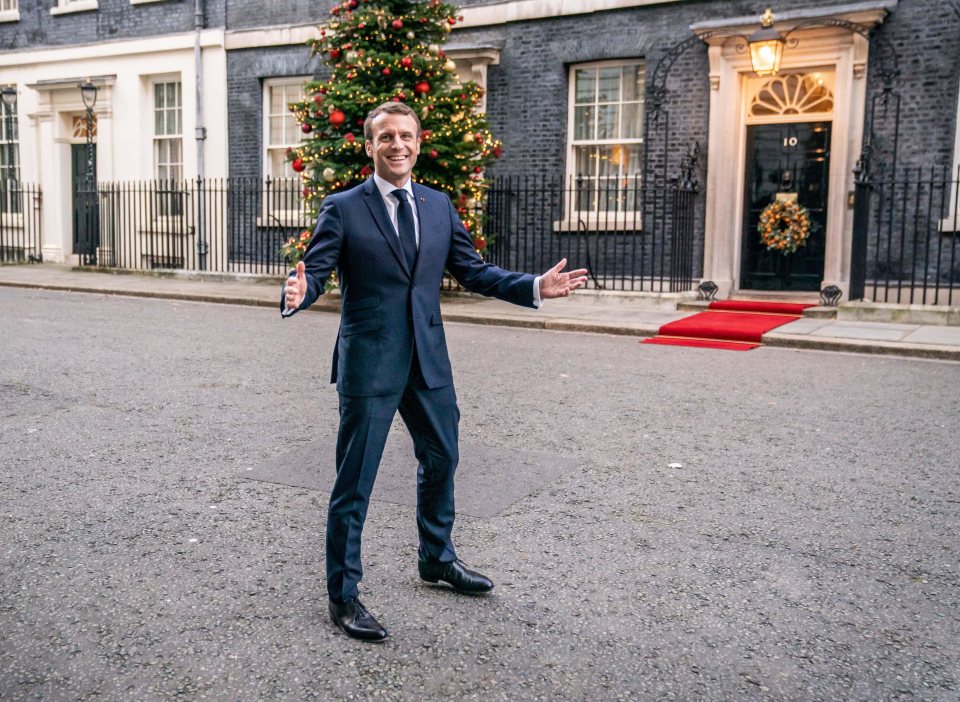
top-left (50, 1), bottom-right (99, 15)
top-left (256, 213), bottom-right (311, 229)
top-left (553, 215), bottom-right (644, 233)
top-left (0, 9), bottom-right (20, 22)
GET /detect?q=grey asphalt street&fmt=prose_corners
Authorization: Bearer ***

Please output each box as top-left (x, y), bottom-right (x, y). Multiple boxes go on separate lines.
top-left (2, 287), bottom-right (959, 701)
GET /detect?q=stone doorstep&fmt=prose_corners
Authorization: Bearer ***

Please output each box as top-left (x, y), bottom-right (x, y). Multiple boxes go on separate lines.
top-left (676, 299), bottom-right (838, 319)
top-left (762, 332), bottom-right (960, 361)
top-left (838, 300), bottom-right (960, 327)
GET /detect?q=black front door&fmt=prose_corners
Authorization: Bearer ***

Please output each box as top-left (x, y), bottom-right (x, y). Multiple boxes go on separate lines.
top-left (741, 121), bottom-right (830, 291)
top-left (71, 143), bottom-right (99, 264)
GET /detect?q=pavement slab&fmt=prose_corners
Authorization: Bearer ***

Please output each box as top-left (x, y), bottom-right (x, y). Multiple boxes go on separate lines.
top-left (243, 431), bottom-right (579, 519)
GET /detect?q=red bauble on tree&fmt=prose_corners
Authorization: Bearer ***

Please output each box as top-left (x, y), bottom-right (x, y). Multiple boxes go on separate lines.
top-left (328, 109), bottom-right (346, 127)
top-left (392, 19), bottom-right (403, 29)
top-left (301, 123), bottom-right (313, 133)
top-left (401, 56), bottom-right (413, 68)
top-left (291, 157), bottom-right (305, 173)
top-left (414, 81), bottom-right (430, 95)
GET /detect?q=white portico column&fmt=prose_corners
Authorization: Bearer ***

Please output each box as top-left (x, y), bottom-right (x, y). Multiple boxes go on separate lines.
top-left (701, 41), bottom-right (741, 298)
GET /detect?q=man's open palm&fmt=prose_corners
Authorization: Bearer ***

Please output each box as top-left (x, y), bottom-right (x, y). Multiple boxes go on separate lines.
top-left (285, 261), bottom-right (307, 310)
top-left (539, 258), bottom-right (588, 299)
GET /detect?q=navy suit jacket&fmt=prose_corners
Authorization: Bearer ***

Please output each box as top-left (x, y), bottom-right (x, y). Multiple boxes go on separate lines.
top-left (282, 177), bottom-right (536, 397)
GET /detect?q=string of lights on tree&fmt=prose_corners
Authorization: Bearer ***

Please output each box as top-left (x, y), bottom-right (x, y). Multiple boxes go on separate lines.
top-left (288, 0), bottom-right (503, 252)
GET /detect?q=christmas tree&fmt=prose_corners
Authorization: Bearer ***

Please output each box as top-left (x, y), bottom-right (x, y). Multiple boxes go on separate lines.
top-left (287, 0), bottom-right (502, 255)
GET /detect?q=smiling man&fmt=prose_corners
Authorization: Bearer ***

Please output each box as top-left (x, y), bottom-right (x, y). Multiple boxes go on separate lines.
top-left (281, 102), bottom-right (587, 642)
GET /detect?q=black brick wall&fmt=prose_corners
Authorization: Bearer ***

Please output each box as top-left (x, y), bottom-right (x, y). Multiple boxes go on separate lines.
top-left (452, 0), bottom-right (960, 180)
top-left (225, 0), bottom-right (331, 29)
top-left (0, 0), bottom-right (225, 49)
top-left (226, 46), bottom-right (324, 179)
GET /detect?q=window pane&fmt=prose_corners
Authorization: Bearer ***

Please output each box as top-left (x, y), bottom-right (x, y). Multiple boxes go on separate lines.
top-left (574, 106), bottom-right (594, 141)
top-left (175, 108), bottom-right (182, 135)
top-left (621, 64), bottom-right (644, 102)
top-left (269, 148), bottom-right (287, 178)
top-left (155, 85), bottom-right (164, 110)
top-left (597, 67), bottom-right (620, 102)
top-left (166, 109), bottom-right (176, 135)
top-left (170, 138), bottom-right (182, 166)
top-left (574, 145), bottom-right (596, 178)
top-left (622, 103), bottom-right (644, 140)
top-left (597, 145), bottom-right (617, 178)
top-left (155, 110), bottom-right (164, 136)
top-left (623, 143), bottom-right (643, 176)
top-left (270, 87), bottom-right (283, 115)
top-left (269, 116), bottom-right (283, 145)
top-left (597, 104), bottom-right (618, 140)
top-left (166, 82), bottom-right (177, 108)
top-left (283, 114), bottom-right (298, 143)
top-left (574, 69), bottom-right (595, 104)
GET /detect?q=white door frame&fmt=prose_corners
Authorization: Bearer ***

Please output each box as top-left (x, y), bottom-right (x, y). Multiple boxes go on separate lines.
top-left (693, 4), bottom-right (893, 300)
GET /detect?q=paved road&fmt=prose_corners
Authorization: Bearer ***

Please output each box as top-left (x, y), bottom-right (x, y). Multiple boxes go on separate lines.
top-left (2, 287), bottom-right (958, 701)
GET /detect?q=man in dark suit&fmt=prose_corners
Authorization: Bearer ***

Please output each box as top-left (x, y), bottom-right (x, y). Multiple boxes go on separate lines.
top-left (282, 102), bottom-right (587, 641)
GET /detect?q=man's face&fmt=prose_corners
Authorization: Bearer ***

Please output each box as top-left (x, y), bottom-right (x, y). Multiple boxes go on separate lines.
top-left (365, 112), bottom-right (421, 188)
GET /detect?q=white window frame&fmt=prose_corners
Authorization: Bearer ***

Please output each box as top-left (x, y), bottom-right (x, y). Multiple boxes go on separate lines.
top-left (261, 76), bottom-right (311, 227)
top-left (560, 58), bottom-right (646, 231)
top-left (0, 0), bottom-right (19, 23)
top-left (0, 87), bottom-right (21, 221)
top-left (151, 80), bottom-right (184, 220)
top-left (942, 75), bottom-right (960, 233)
top-left (50, 0), bottom-right (98, 16)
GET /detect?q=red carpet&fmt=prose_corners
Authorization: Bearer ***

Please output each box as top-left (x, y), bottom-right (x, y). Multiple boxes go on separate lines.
top-left (643, 300), bottom-right (815, 351)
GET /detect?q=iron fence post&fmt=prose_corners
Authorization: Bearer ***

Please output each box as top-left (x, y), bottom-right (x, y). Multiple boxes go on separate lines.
top-left (849, 158), bottom-right (872, 300)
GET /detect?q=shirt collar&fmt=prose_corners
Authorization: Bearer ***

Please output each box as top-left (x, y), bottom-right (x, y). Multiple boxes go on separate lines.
top-left (373, 172), bottom-right (414, 201)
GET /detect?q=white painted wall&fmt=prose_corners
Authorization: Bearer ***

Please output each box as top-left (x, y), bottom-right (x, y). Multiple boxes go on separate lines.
top-left (0, 30), bottom-right (228, 261)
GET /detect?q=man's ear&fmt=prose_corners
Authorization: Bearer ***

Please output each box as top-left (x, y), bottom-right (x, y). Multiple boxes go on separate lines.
top-left (365, 141), bottom-right (373, 158)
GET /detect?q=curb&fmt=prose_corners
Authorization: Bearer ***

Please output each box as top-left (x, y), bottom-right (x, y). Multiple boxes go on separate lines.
top-left (3, 278), bottom-right (957, 360)
top-left (762, 332), bottom-right (960, 361)
top-left (0, 280), bottom-right (342, 314)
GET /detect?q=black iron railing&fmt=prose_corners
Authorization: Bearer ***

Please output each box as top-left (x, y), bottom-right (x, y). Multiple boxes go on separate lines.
top-left (852, 166), bottom-right (960, 305)
top-left (0, 181), bottom-right (42, 263)
top-left (76, 177), bottom-right (312, 274)
top-left (481, 173), bottom-right (700, 292)
top-left (74, 175), bottom-right (702, 293)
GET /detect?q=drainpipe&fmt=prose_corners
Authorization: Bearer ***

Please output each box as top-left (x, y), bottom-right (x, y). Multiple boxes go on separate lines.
top-left (194, 0), bottom-right (208, 269)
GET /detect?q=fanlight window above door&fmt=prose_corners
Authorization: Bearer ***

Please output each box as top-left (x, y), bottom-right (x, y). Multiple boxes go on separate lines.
top-left (749, 72), bottom-right (834, 118)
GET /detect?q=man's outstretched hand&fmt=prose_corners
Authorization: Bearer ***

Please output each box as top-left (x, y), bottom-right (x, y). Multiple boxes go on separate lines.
top-left (539, 258), bottom-right (588, 299)
top-left (284, 261), bottom-right (307, 311)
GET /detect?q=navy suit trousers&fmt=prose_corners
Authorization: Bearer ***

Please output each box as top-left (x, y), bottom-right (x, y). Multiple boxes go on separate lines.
top-left (326, 352), bottom-right (460, 603)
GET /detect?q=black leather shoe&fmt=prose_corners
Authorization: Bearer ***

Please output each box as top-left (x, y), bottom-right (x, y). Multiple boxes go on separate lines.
top-left (328, 597), bottom-right (389, 641)
top-left (418, 559), bottom-right (494, 594)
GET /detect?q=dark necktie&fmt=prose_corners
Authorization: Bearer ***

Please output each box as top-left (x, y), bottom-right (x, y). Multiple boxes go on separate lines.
top-left (392, 188), bottom-right (418, 271)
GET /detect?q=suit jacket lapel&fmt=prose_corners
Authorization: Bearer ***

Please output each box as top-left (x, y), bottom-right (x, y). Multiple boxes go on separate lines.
top-left (411, 183), bottom-right (434, 279)
top-left (362, 177), bottom-right (411, 278)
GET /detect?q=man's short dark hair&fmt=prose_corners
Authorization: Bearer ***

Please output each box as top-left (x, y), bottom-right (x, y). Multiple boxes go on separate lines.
top-left (364, 102), bottom-right (422, 142)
